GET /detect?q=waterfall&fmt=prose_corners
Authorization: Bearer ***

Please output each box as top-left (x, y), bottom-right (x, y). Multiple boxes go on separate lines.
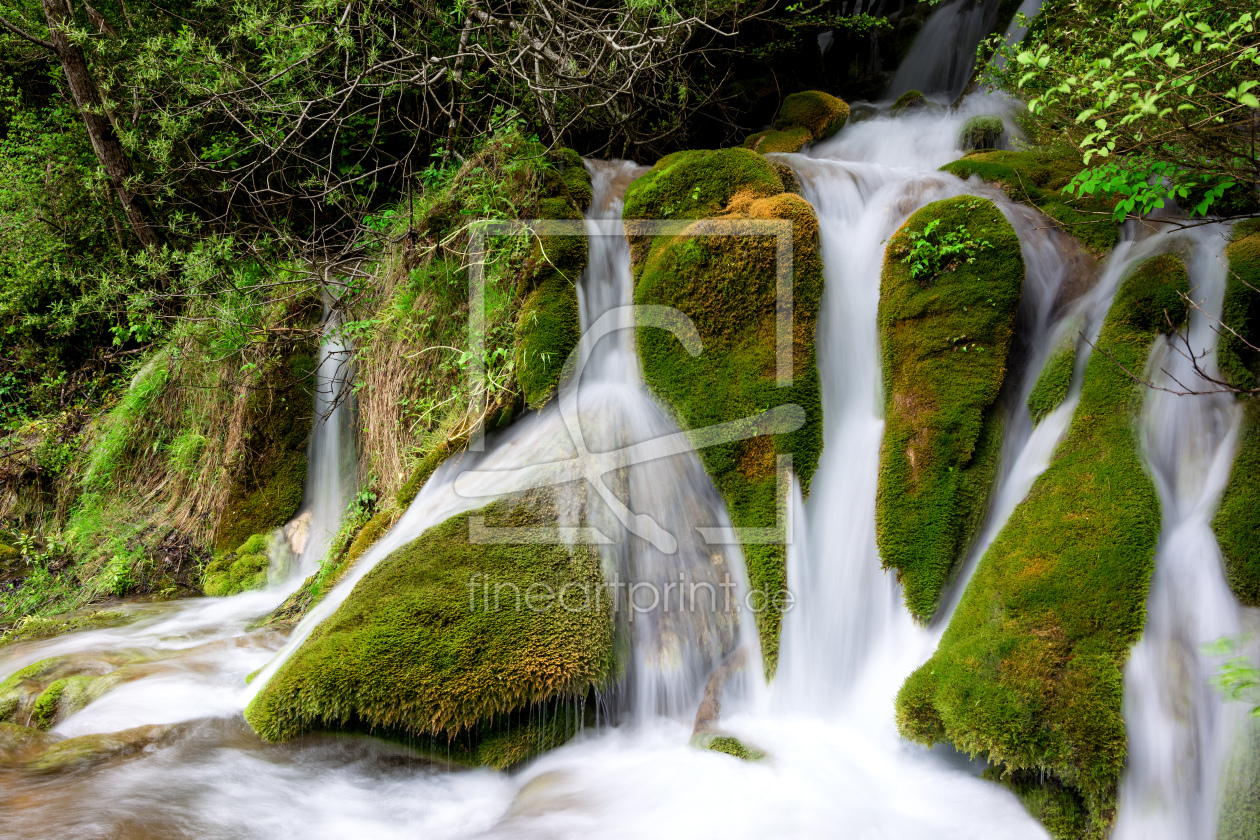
top-left (1112, 226), bottom-right (1243, 840)
top-left (247, 161), bottom-right (753, 720)
top-left (0, 323), bottom-right (356, 739)
top-left (888, 0), bottom-right (1000, 101)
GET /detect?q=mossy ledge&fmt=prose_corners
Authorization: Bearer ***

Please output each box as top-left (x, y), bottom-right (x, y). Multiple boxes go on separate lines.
top-left (895, 254), bottom-right (1189, 839)
top-left (623, 147), bottom-right (824, 673)
top-left (742, 91), bottom-right (849, 155)
top-left (201, 532), bottom-right (272, 597)
top-left (941, 149), bottom-right (1119, 254)
top-left (876, 196), bottom-right (1025, 622)
top-left (1213, 221), bottom-right (1260, 606)
top-left (244, 495), bottom-right (612, 766)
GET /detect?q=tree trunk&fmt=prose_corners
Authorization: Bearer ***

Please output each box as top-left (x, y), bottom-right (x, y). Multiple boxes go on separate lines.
top-left (40, 0), bottom-right (160, 250)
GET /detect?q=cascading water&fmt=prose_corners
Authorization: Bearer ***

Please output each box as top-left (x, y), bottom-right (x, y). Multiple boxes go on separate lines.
top-left (0, 326), bottom-right (355, 746)
top-left (1, 34), bottom-right (1250, 840)
top-left (888, 0), bottom-right (1000, 101)
top-left (1112, 226), bottom-right (1244, 840)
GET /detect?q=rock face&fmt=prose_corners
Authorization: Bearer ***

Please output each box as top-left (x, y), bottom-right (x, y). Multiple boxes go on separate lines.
top-left (743, 91), bottom-right (850, 154)
top-left (284, 510), bottom-right (311, 556)
top-left (896, 254), bottom-right (1190, 838)
top-left (622, 147), bottom-right (824, 673)
top-left (214, 342), bottom-right (317, 553)
top-left (513, 147), bottom-right (592, 409)
top-left (876, 196), bottom-right (1025, 622)
top-left (245, 494), bottom-right (612, 769)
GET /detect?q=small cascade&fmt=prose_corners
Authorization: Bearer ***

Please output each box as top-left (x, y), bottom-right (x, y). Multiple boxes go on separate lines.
top-left (1113, 226), bottom-right (1243, 840)
top-left (0, 323), bottom-right (356, 740)
top-left (250, 161), bottom-right (754, 720)
top-left (888, 0), bottom-right (1000, 101)
top-left (292, 319), bottom-right (358, 579)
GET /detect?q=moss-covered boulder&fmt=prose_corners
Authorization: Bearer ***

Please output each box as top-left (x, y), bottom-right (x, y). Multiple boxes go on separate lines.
top-left (1213, 221), bottom-right (1260, 606)
top-left (0, 609), bottom-right (128, 646)
top-left (1027, 330), bottom-right (1079, 425)
top-left (941, 149), bottom-right (1118, 254)
top-left (960, 115), bottom-right (1004, 151)
top-left (513, 149), bottom-right (592, 409)
top-left (214, 343), bottom-right (316, 552)
top-left (0, 721), bottom-right (57, 763)
top-left (742, 126), bottom-right (813, 155)
top-left (0, 652), bottom-right (138, 728)
top-left (876, 196), bottom-right (1024, 621)
top-left (896, 254), bottom-right (1189, 838)
top-left (623, 147), bottom-right (824, 672)
top-left (24, 723), bottom-right (175, 773)
top-left (691, 731), bottom-right (766, 761)
top-left (202, 532), bottom-right (272, 597)
top-left (244, 496), bottom-right (612, 767)
top-left (741, 91), bottom-right (849, 155)
top-left (891, 89), bottom-right (928, 114)
top-left (774, 91), bottom-right (849, 140)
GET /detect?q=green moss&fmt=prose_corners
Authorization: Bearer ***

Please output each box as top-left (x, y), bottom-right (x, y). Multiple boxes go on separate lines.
top-left (742, 127), bottom-right (813, 155)
top-left (244, 496), bottom-right (612, 757)
top-left (396, 436), bottom-right (464, 509)
top-left (1213, 223), bottom-right (1260, 606)
top-left (941, 149), bottom-right (1119, 253)
top-left (1217, 717), bottom-right (1260, 840)
top-left (625, 151), bottom-right (824, 673)
top-left (202, 532), bottom-right (272, 597)
top-left (960, 115), bottom-right (1004, 151)
top-left (896, 254), bottom-right (1190, 839)
top-left (773, 91), bottom-right (849, 140)
top-left (215, 344), bottom-right (316, 552)
top-left (0, 609), bottom-right (128, 646)
top-left (513, 156), bottom-right (591, 408)
top-left (892, 89), bottom-right (928, 113)
top-left (876, 196), bottom-right (1025, 621)
top-left (24, 723), bottom-right (172, 773)
top-left (621, 148), bottom-right (784, 223)
top-left (29, 675), bottom-right (95, 730)
top-left (995, 769), bottom-right (1089, 840)
top-left (693, 732), bottom-right (766, 761)
top-left (1028, 331), bottom-right (1078, 425)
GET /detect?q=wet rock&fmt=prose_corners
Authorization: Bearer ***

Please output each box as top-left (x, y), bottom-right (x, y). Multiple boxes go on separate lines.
top-left (284, 510), bottom-right (312, 556)
top-left (891, 89), bottom-right (928, 114)
top-left (24, 723), bottom-right (176, 773)
top-left (0, 722), bottom-right (59, 764)
top-left (690, 732), bottom-right (766, 762)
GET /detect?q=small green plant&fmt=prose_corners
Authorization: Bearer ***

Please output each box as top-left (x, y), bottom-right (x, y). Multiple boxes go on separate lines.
top-left (1206, 636), bottom-right (1260, 717)
top-left (900, 214), bottom-right (993, 282)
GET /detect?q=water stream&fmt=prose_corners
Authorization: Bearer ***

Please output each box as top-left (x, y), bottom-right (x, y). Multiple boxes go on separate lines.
top-left (0, 23), bottom-right (1250, 840)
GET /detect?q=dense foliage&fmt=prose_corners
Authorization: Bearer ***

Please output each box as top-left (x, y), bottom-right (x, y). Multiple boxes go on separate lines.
top-left (986, 0), bottom-right (1260, 221)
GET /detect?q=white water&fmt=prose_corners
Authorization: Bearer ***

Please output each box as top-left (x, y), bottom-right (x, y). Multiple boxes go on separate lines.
top-left (1113, 226), bottom-right (1243, 840)
top-left (0, 326), bottom-right (355, 738)
top-left (1, 62), bottom-right (1249, 840)
top-left (889, 0), bottom-right (1000, 102)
